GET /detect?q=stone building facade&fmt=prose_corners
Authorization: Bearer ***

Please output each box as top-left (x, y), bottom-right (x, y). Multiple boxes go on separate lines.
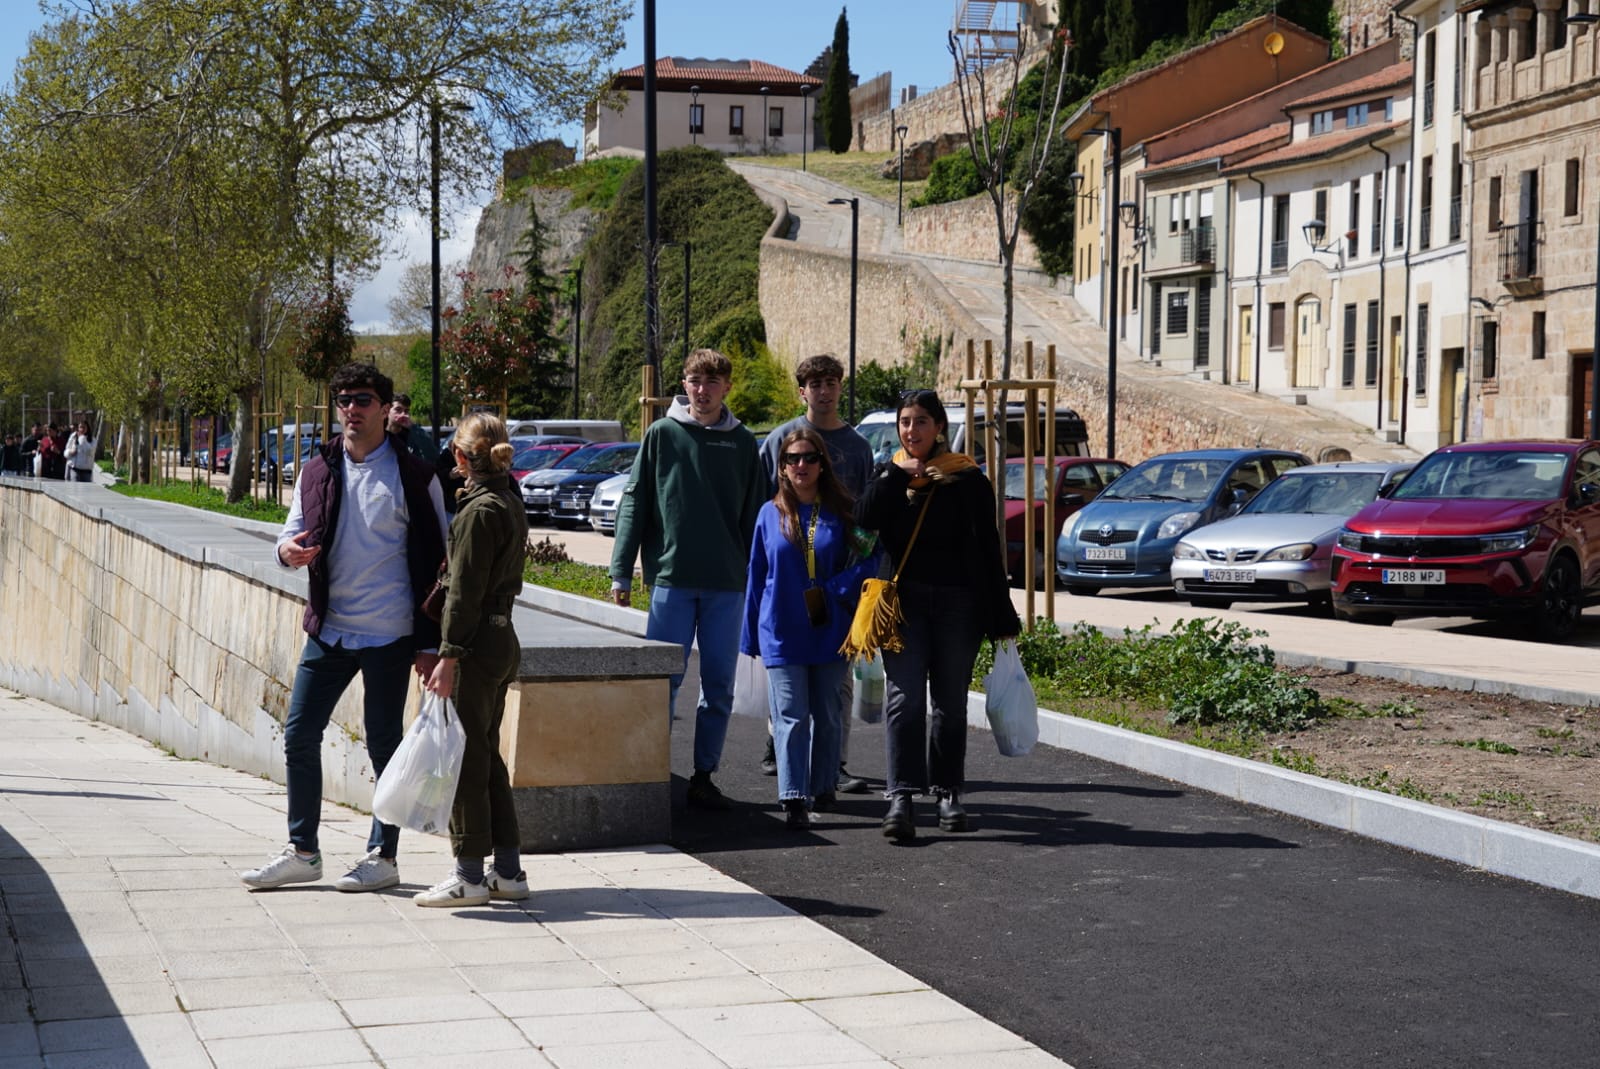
top-left (1464, 0), bottom-right (1600, 439)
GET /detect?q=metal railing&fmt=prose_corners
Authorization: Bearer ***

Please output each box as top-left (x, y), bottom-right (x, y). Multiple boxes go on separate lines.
top-left (1448, 195), bottom-right (1463, 243)
top-left (1270, 239), bottom-right (1288, 271)
top-left (1419, 204), bottom-right (1433, 250)
top-left (1181, 225), bottom-right (1215, 263)
top-left (1498, 220), bottom-right (1541, 281)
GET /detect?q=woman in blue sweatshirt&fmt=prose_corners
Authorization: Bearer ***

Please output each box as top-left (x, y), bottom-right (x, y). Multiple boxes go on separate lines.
top-left (742, 428), bottom-right (879, 827)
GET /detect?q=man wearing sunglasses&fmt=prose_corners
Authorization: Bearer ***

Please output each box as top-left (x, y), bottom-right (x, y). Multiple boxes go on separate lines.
top-left (242, 363), bottom-right (450, 894)
top-left (756, 354), bottom-right (877, 792)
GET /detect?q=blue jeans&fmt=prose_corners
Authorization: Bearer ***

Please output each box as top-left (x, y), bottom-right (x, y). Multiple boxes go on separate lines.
top-left (283, 634), bottom-right (413, 857)
top-left (647, 586), bottom-right (742, 774)
top-left (767, 661), bottom-right (846, 802)
top-left (882, 581), bottom-right (983, 797)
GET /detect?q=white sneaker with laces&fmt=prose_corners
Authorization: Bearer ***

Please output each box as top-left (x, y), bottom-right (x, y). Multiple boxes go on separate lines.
top-left (333, 848), bottom-right (399, 892)
top-left (485, 869), bottom-right (530, 901)
top-left (414, 873), bottom-right (490, 908)
top-left (240, 845), bottom-right (322, 890)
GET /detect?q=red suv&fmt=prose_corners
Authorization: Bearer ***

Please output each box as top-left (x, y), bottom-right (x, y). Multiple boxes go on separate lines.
top-left (1331, 440), bottom-right (1600, 640)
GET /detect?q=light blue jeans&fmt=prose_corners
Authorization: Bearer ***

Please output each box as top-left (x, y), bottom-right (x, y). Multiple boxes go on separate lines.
top-left (767, 661), bottom-right (846, 803)
top-left (647, 586), bottom-right (743, 774)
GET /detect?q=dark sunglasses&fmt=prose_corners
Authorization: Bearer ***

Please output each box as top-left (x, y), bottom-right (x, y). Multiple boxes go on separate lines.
top-left (781, 451), bottom-right (822, 467)
top-left (335, 392), bottom-right (378, 409)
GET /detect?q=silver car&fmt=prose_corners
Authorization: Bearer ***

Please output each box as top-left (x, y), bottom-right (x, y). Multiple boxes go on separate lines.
top-left (587, 473), bottom-right (629, 536)
top-left (1170, 460), bottom-right (1415, 610)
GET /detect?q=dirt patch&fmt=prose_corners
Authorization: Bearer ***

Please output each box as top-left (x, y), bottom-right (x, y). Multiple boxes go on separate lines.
top-left (1161, 667), bottom-right (1600, 843)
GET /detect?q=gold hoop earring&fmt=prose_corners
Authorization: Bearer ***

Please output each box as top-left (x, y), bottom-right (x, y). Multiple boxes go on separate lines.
top-left (935, 433), bottom-right (947, 444)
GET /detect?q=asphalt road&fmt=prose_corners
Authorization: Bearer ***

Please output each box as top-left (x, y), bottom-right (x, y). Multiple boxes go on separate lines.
top-left (668, 711), bottom-right (1600, 1069)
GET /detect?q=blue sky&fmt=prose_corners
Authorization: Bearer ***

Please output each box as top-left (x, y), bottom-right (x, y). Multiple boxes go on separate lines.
top-left (0, 1), bottom-right (962, 330)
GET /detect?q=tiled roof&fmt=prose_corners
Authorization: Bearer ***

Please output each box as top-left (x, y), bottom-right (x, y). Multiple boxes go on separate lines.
top-left (1220, 118), bottom-right (1406, 174)
top-left (613, 57), bottom-right (821, 90)
top-left (1146, 123), bottom-right (1291, 174)
top-left (1287, 60), bottom-right (1413, 111)
top-left (1090, 14), bottom-right (1324, 104)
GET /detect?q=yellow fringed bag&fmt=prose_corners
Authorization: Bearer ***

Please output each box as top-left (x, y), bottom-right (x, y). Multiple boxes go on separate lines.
top-left (839, 492), bottom-right (933, 661)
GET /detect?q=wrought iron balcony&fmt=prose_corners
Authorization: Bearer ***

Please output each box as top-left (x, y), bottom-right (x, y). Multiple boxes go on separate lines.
top-left (1498, 220), bottom-right (1542, 296)
top-left (1448, 195), bottom-right (1463, 243)
top-left (1181, 225), bottom-right (1215, 264)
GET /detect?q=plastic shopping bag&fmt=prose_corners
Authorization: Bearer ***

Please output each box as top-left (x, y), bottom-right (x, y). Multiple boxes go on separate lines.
top-left (851, 652), bottom-right (886, 724)
top-left (983, 639), bottom-right (1039, 757)
top-left (732, 654), bottom-right (769, 718)
top-left (372, 692), bottom-right (466, 835)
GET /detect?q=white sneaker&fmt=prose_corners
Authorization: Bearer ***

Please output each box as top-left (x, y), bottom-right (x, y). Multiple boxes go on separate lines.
top-left (333, 848), bottom-right (399, 892)
top-left (485, 869), bottom-right (530, 901)
top-left (414, 873), bottom-right (490, 908)
top-left (240, 845), bottom-right (322, 890)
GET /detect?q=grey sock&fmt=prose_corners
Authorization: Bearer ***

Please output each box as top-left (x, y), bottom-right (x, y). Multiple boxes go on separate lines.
top-left (455, 857), bottom-right (485, 884)
top-left (493, 848), bottom-right (522, 880)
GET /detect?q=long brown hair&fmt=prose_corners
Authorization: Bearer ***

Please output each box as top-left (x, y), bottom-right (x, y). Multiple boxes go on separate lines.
top-left (773, 427), bottom-right (854, 545)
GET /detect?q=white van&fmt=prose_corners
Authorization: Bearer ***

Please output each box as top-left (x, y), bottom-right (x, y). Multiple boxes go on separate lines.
top-left (504, 419), bottom-right (625, 443)
top-left (856, 403), bottom-right (1091, 465)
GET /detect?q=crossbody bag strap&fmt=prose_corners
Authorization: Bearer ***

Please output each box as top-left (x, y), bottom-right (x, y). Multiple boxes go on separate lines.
top-left (890, 491), bottom-right (936, 584)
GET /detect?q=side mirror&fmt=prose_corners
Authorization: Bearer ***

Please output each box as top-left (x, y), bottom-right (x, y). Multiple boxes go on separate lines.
top-left (1577, 482), bottom-right (1600, 505)
top-left (1059, 491), bottom-right (1084, 508)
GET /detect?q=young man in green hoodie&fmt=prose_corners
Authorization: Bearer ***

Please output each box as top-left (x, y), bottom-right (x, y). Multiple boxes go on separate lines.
top-left (611, 349), bottom-right (767, 809)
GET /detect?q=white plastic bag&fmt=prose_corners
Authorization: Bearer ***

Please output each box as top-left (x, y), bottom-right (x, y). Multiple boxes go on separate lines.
top-left (372, 692), bottom-right (466, 835)
top-left (983, 639), bottom-right (1038, 757)
top-left (732, 654), bottom-right (769, 718)
top-left (851, 653), bottom-right (885, 724)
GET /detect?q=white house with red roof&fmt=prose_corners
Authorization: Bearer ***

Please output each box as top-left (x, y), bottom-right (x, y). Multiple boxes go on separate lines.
top-left (584, 57), bottom-right (821, 158)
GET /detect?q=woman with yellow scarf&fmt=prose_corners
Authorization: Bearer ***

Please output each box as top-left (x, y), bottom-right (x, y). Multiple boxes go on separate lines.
top-left (856, 390), bottom-right (1021, 840)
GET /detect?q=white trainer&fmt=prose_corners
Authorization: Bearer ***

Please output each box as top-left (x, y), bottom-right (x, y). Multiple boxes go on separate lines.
top-left (485, 869), bottom-right (530, 901)
top-left (333, 848), bottom-right (400, 892)
top-left (240, 845), bottom-right (322, 890)
top-left (414, 873), bottom-right (490, 908)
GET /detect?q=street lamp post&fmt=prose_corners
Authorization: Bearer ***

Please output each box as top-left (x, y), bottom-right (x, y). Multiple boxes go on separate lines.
top-left (568, 265), bottom-right (583, 419)
top-left (760, 86), bottom-right (770, 155)
top-left (20, 394), bottom-right (27, 434)
top-left (68, 392), bottom-right (75, 423)
top-left (690, 85), bottom-right (700, 146)
top-left (429, 96), bottom-right (472, 442)
top-left (828, 197), bottom-right (860, 421)
top-left (46, 392), bottom-right (53, 427)
top-left (799, 86), bottom-right (813, 171)
top-left (895, 124), bottom-right (909, 227)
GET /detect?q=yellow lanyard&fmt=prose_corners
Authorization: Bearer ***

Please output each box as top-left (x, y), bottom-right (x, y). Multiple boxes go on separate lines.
top-left (803, 505), bottom-right (820, 581)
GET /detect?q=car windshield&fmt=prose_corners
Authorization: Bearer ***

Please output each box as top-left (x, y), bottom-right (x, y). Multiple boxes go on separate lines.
top-left (580, 446), bottom-right (638, 475)
top-left (554, 444), bottom-right (606, 471)
top-left (1100, 457), bottom-right (1228, 502)
top-left (1390, 450), bottom-right (1567, 501)
top-left (859, 422), bottom-right (900, 465)
top-left (513, 445), bottom-right (565, 472)
top-left (1002, 462), bottom-right (1056, 501)
top-left (1242, 471), bottom-right (1386, 515)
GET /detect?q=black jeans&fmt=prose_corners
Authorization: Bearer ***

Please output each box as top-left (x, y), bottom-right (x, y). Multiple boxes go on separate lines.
top-left (882, 580), bottom-right (983, 797)
top-left (448, 616), bottom-right (522, 858)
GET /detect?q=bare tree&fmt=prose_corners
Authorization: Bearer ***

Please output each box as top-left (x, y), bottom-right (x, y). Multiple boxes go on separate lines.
top-left (387, 260), bottom-right (465, 336)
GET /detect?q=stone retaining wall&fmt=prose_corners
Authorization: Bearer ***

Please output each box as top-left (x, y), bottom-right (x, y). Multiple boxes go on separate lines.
top-left (902, 194), bottom-right (1042, 270)
top-left (0, 480), bottom-right (678, 850)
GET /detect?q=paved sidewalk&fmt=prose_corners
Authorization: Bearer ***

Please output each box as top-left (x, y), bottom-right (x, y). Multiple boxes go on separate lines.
top-left (0, 690), bottom-right (1067, 1069)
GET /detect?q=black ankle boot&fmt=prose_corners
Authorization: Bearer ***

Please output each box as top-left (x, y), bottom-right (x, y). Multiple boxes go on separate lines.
top-left (783, 798), bottom-right (813, 829)
top-left (881, 794), bottom-right (916, 841)
top-left (937, 790), bottom-right (969, 832)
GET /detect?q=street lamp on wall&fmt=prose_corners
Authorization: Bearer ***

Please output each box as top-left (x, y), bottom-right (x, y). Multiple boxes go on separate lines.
top-left (828, 196), bottom-right (861, 422)
top-left (690, 84), bottom-right (700, 146)
top-left (895, 124), bottom-right (909, 226)
top-left (1302, 218), bottom-right (1342, 257)
top-left (759, 85), bottom-right (770, 155)
top-left (799, 85), bottom-right (813, 170)
top-left (1118, 200), bottom-right (1148, 249)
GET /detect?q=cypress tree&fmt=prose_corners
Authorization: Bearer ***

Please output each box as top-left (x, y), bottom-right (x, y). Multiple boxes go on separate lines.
top-left (820, 7), bottom-right (852, 153)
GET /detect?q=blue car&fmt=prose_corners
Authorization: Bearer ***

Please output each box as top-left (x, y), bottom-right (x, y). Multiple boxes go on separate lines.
top-left (1056, 448), bottom-right (1310, 595)
top-left (548, 442), bottom-right (641, 529)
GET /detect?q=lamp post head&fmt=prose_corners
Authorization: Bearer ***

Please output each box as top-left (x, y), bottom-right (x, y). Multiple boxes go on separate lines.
top-left (1302, 218), bottom-right (1328, 249)
top-left (896, 124), bottom-right (908, 139)
top-left (1118, 201), bottom-right (1139, 226)
top-left (760, 85), bottom-right (769, 95)
top-left (1068, 172), bottom-right (1085, 198)
top-left (691, 84), bottom-right (699, 98)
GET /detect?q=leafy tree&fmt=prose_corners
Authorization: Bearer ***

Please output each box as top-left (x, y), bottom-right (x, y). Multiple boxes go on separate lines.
top-left (403, 334), bottom-right (464, 432)
top-left (912, 152), bottom-right (984, 209)
top-left (386, 260), bottom-right (465, 337)
top-left (819, 8), bottom-right (854, 153)
top-left (441, 266), bottom-right (567, 416)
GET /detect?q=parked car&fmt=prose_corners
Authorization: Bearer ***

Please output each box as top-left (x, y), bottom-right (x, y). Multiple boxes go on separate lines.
top-left (509, 438), bottom-right (582, 481)
top-left (259, 436), bottom-right (318, 484)
top-left (1331, 440), bottom-right (1600, 640)
top-left (857, 403), bottom-right (1092, 466)
top-left (1056, 448), bottom-right (1310, 595)
top-left (520, 441), bottom-right (615, 522)
top-left (587, 473), bottom-right (629, 535)
top-left (1171, 460), bottom-right (1416, 611)
top-left (991, 456), bottom-right (1128, 585)
top-left (195, 432), bottom-right (232, 473)
top-left (504, 419), bottom-right (626, 443)
top-left (549, 443), bottom-right (642, 529)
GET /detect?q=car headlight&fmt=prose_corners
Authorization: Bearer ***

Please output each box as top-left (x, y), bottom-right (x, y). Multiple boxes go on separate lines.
top-left (1063, 514), bottom-right (1086, 544)
top-left (1262, 542), bottom-right (1317, 562)
top-left (1336, 529), bottom-right (1364, 551)
top-left (1157, 511), bottom-right (1200, 540)
top-left (1172, 541), bottom-right (1204, 560)
top-left (1479, 525), bottom-right (1540, 553)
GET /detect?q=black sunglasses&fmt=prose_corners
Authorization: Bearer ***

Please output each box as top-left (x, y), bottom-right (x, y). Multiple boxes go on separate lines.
top-left (781, 451), bottom-right (823, 466)
top-left (335, 392), bottom-right (378, 409)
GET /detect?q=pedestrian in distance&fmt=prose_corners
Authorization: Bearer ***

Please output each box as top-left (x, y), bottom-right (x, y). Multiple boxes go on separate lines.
top-left (414, 412), bottom-right (531, 907)
top-left (610, 348), bottom-right (767, 811)
top-left (1, 433), bottom-right (22, 476)
top-left (241, 363), bottom-right (449, 892)
top-left (758, 353), bottom-right (876, 794)
top-left (19, 424), bottom-right (42, 477)
top-left (64, 421), bottom-right (97, 482)
top-left (855, 389), bottom-right (1020, 841)
top-left (37, 424), bottom-right (64, 480)
top-left (388, 392), bottom-right (441, 465)
top-left (743, 427), bottom-right (880, 828)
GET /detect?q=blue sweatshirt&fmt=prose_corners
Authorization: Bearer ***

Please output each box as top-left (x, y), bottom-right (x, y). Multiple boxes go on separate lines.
top-left (741, 500), bottom-right (880, 667)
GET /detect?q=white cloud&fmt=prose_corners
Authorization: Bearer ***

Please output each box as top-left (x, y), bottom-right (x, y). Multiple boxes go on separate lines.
top-left (351, 201), bottom-right (485, 334)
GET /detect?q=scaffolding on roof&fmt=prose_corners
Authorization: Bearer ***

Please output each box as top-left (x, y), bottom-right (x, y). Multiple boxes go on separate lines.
top-left (951, 0), bottom-right (1032, 75)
